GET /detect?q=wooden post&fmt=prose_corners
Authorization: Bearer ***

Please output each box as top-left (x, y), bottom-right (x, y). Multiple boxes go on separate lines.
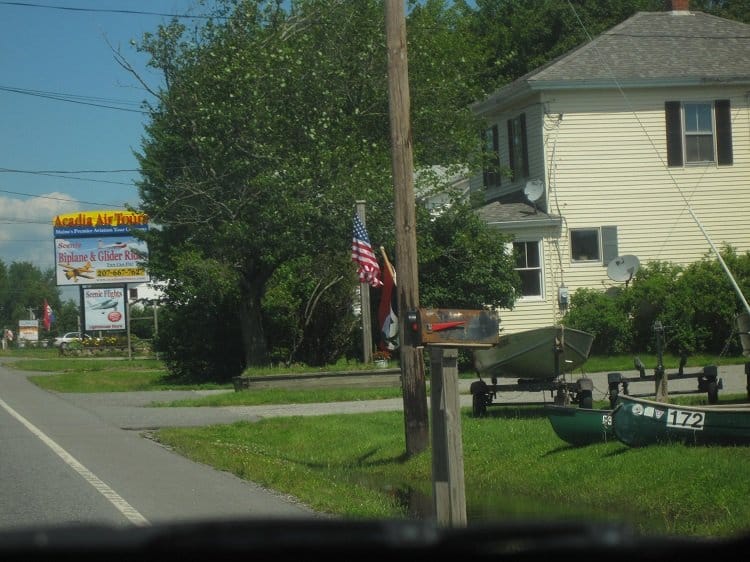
top-left (384, 0), bottom-right (429, 456)
top-left (355, 201), bottom-right (374, 364)
top-left (430, 347), bottom-right (467, 527)
top-left (654, 320), bottom-right (668, 401)
top-left (126, 285), bottom-right (133, 361)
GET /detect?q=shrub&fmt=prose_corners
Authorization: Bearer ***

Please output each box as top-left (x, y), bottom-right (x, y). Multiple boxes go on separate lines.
top-left (562, 287), bottom-right (632, 355)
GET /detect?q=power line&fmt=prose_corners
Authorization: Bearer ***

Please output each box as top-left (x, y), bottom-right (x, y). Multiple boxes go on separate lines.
top-left (0, 1), bottom-right (217, 20)
top-left (0, 188), bottom-right (129, 208)
top-left (0, 169), bottom-right (136, 187)
top-left (0, 167), bottom-right (139, 174)
top-left (0, 85), bottom-right (148, 113)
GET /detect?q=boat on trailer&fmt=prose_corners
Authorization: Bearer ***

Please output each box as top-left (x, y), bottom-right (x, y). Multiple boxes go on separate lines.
top-left (473, 325), bottom-right (594, 380)
top-left (470, 325), bottom-right (595, 417)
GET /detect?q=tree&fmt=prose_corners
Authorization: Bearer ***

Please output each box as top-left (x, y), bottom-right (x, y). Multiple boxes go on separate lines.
top-left (0, 260), bottom-right (61, 340)
top-left (134, 0), bottom-right (489, 375)
top-left (416, 201), bottom-right (519, 310)
top-left (469, 0), bottom-right (702, 93)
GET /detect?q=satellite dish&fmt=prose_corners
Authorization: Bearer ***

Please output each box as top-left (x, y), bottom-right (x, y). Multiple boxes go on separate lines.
top-left (607, 255), bottom-right (640, 285)
top-left (523, 179), bottom-right (544, 203)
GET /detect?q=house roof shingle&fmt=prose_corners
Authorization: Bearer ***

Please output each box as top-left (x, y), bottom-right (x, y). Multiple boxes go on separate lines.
top-left (472, 10), bottom-right (750, 113)
top-left (475, 191), bottom-right (561, 229)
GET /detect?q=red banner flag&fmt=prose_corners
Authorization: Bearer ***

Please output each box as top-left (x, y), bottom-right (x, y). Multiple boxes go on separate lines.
top-left (377, 248), bottom-right (398, 351)
top-left (43, 299), bottom-right (54, 331)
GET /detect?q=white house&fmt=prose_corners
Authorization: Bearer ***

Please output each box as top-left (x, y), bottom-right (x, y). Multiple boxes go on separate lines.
top-left (470, 0), bottom-right (750, 333)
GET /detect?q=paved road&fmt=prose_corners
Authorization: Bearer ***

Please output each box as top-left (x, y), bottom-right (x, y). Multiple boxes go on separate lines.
top-left (0, 360), bottom-right (317, 532)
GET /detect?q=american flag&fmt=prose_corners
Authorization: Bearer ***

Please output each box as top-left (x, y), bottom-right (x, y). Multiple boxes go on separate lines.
top-left (352, 214), bottom-right (382, 287)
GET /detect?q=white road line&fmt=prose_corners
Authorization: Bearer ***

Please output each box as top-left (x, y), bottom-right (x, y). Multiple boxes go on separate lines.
top-left (0, 396), bottom-right (149, 527)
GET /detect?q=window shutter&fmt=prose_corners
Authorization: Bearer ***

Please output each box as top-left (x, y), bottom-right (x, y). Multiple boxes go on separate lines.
top-left (665, 101), bottom-right (683, 167)
top-left (520, 113), bottom-right (529, 178)
top-left (715, 99), bottom-right (733, 166)
top-left (601, 226), bottom-right (619, 266)
top-left (483, 125), bottom-right (500, 188)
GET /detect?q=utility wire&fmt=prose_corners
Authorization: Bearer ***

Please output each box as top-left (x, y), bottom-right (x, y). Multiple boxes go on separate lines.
top-left (0, 188), bottom-right (129, 208)
top-left (0, 1), bottom-right (217, 20)
top-left (0, 169), bottom-right (136, 187)
top-left (0, 85), bottom-right (147, 113)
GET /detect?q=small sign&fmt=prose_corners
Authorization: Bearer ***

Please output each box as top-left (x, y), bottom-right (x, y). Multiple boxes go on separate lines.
top-left (416, 308), bottom-right (500, 347)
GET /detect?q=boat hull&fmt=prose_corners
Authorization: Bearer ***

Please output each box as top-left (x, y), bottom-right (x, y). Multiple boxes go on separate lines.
top-left (545, 405), bottom-right (614, 446)
top-left (473, 325), bottom-right (594, 380)
top-left (612, 395), bottom-right (750, 447)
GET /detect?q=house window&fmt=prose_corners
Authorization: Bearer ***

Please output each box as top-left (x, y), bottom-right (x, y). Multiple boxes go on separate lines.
top-left (513, 240), bottom-right (542, 297)
top-left (483, 125), bottom-right (500, 189)
top-left (129, 288), bottom-right (138, 300)
top-left (507, 113), bottom-right (529, 181)
top-left (570, 226), bottom-right (618, 265)
top-left (665, 100), bottom-right (733, 166)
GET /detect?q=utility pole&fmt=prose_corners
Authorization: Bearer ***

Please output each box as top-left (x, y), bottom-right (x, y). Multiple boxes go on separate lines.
top-left (384, 0), bottom-right (429, 456)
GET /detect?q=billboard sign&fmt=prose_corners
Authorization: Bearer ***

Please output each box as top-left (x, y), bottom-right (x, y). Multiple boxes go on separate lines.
top-left (53, 210), bottom-right (149, 286)
top-left (18, 320), bottom-right (39, 342)
top-left (82, 286), bottom-right (127, 331)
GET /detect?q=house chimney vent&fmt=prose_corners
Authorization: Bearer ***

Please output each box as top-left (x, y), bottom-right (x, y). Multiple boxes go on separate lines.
top-left (670, 0), bottom-right (690, 13)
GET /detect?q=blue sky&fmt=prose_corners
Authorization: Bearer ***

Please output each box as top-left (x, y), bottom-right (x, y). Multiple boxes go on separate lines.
top-left (0, 1), bottom-right (210, 271)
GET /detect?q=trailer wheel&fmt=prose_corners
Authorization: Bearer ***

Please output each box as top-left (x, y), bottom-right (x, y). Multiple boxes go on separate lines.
top-left (472, 393), bottom-right (487, 418)
top-left (609, 387), bottom-right (619, 410)
top-left (470, 381), bottom-right (489, 418)
top-left (578, 390), bottom-right (593, 410)
top-left (707, 380), bottom-right (719, 404)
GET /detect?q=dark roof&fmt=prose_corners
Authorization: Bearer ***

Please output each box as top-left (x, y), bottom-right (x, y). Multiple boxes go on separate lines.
top-left (473, 10), bottom-right (750, 113)
top-left (475, 192), bottom-right (561, 229)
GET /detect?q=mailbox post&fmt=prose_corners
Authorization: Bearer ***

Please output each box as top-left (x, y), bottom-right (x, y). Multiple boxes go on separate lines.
top-left (413, 308), bottom-right (500, 528)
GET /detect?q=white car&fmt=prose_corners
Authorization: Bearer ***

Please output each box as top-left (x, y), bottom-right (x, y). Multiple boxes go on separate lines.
top-left (53, 332), bottom-right (91, 348)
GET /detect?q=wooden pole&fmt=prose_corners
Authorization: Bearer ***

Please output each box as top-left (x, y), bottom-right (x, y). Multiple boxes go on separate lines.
top-left (654, 320), bottom-right (668, 401)
top-left (356, 201), bottom-right (373, 364)
top-left (430, 347), bottom-right (467, 527)
top-left (384, 0), bottom-right (428, 456)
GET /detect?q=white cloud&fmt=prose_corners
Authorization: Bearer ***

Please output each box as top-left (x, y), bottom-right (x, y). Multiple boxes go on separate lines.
top-left (0, 193), bottom-right (80, 271)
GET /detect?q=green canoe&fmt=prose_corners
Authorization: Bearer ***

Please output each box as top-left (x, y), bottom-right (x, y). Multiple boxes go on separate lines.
top-left (612, 395), bottom-right (750, 447)
top-left (545, 405), bottom-right (614, 446)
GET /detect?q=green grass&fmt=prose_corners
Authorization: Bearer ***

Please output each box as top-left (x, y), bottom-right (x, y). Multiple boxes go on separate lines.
top-left (13, 358), bottom-right (231, 393)
top-left (153, 404), bottom-right (750, 538)
top-left (149, 387), bottom-right (404, 407)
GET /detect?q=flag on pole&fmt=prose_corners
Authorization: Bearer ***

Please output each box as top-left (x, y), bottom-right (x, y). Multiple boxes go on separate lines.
top-left (43, 299), bottom-right (54, 331)
top-left (352, 214), bottom-right (382, 287)
top-left (377, 247), bottom-right (398, 350)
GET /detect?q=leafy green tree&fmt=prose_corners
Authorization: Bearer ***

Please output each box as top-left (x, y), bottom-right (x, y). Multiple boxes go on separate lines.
top-left (134, 0), bottom-right (490, 375)
top-left (562, 287), bottom-right (633, 355)
top-left (416, 201), bottom-right (518, 309)
top-left (0, 262), bottom-right (59, 340)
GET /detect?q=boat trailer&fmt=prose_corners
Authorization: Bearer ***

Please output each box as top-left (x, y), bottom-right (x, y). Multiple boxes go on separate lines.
top-left (606, 320), bottom-right (722, 408)
top-left (470, 375), bottom-right (594, 417)
top-left (470, 335), bottom-right (594, 417)
top-left (606, 360), bottom-right (721, 409)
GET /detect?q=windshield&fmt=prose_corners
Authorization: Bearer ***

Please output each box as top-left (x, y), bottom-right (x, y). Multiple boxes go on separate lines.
top-left (1, 0), bottom-right (749, 557)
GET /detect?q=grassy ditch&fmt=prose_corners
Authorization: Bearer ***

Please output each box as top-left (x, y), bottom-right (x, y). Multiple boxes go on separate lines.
top-left (152, 402), bottom-right (750, 538)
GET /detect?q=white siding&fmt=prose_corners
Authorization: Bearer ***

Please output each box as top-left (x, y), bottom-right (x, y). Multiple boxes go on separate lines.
top-left (493, 85), bottom-right (750, 333)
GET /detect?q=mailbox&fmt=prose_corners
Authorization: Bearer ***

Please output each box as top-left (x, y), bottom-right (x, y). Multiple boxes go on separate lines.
top-left (414, 308), bottom-right (500, 348)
